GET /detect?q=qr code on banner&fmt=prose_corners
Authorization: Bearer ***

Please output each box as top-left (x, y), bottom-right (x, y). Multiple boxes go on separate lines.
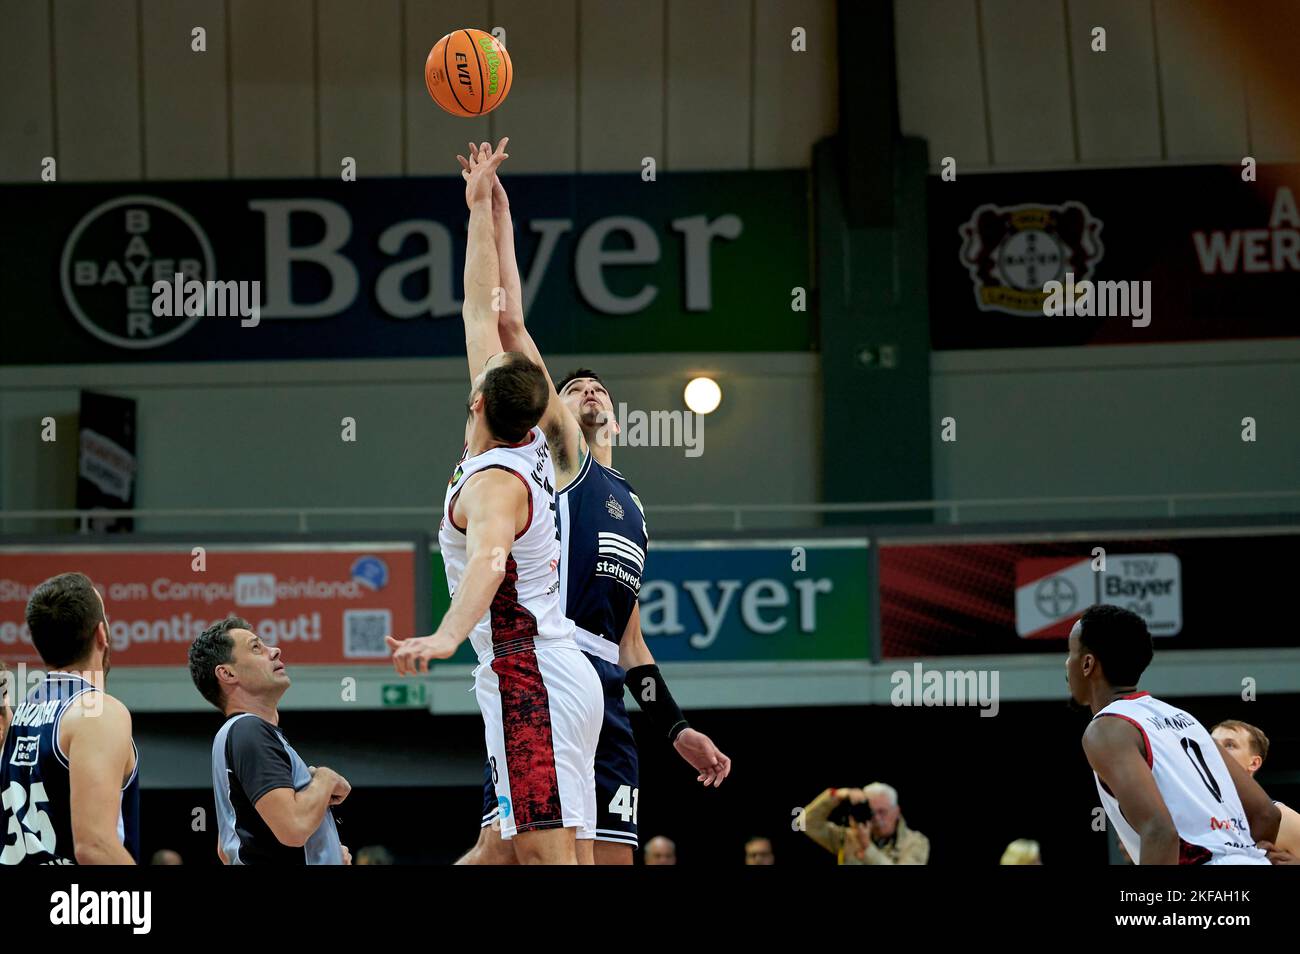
top-left (344, 609), bottom-right (392, 658)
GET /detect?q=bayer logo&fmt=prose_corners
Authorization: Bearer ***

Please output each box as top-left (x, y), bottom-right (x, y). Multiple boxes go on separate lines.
top-left (995, 229), bottom-right (1063, 290)
top-left (60, 195), bottom-right (216, 349)
top-left (1034, 575), bottom-right (1078, 620)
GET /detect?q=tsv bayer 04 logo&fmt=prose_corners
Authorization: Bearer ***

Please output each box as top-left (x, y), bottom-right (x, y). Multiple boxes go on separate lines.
top-left (60, 195), bottom-right (216, 349)
top-left (958, 201), bottom-right (1104, 315)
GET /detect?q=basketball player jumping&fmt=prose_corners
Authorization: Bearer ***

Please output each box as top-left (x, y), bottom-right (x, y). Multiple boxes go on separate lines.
top-left (0, 572), bottom-right (139, 865)
top-left (1068, 604), bottom-right (1279, 864)
top-left (454, 140), bottom-right (731, 866)
top-left (386, 138), bottom-right (604, 865)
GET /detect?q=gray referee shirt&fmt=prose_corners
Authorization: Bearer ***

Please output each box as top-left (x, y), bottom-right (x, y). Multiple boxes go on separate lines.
top-left (211, 712), bottom-right (344, 865)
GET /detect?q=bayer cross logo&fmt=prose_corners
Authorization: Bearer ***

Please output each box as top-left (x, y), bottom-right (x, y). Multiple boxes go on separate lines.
top-left (958, 201), bottom-right (1103, 315)
top-left (60, 195), bottom-right (216, 349)
top-left (1034, 575), bottom-right (1077, 619)
top-left (997, 230), bottom-right (1063, 290)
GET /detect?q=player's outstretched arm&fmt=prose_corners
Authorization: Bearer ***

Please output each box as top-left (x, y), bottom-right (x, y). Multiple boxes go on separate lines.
top-left (619, 604), bottom-right (732, 787)
top-left (65, 694), bottom-right (137, 864)
top-left (459, 139), bottom-right (509, 382)
top-left (1215, 738), bottom-right (1282, 845)
top-left (1082, 716), bottom-right (1179, 864)
top-left (387, 469), bottom-right (522, 673)
top-left (456, 154), bottom-right (583, 479)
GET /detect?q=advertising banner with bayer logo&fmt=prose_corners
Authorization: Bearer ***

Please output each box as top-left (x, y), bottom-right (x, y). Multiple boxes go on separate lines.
top-left (1014, 553), bottom-right (1182, 638)
top-left (879, 524), bottom-right (1299, 657)
top-left (429, 538), bottom-right (873, 664)
top-left (0, 171), bottom-right (809, 364)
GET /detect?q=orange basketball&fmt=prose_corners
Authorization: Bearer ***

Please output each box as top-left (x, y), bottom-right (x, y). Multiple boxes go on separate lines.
top-left (425, 29), bottom-right (512, 117)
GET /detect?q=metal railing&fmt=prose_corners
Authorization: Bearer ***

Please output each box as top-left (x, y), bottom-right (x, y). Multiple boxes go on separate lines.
top-left (2, 489), bottom-right (1299, 533)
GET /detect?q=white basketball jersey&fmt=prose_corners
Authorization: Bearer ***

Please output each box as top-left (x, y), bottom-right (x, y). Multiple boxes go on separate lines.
top-left (1093, 693), bottom-right (1267, 865)
top-left (438, 427), bottom-right (576, 664)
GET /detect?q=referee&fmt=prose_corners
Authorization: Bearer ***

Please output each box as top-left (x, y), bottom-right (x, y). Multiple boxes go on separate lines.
top-left (189, 616), bottom-right (352, 865)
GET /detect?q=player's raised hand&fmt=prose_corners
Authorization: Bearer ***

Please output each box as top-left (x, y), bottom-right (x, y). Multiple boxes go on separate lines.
top-left (386, 632), bottom-right (460, 675)
top-left (673, 728), bottom-right (732, 788)
top-left (458, 137), bottom-right (509, 208)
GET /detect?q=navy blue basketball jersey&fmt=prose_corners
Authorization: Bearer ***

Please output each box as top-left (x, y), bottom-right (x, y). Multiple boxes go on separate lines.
top-left (0, 672), bottom-right (140, 865)
top-left (556, 452), bottom-right (648, 654)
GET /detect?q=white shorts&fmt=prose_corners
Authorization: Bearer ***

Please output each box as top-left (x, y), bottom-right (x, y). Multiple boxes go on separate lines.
top-left (475, 642), bottom-right (602, 840)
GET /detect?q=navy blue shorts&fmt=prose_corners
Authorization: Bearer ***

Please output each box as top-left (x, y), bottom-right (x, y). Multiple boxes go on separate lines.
top-left (483, 652), bottom-right (639, 847)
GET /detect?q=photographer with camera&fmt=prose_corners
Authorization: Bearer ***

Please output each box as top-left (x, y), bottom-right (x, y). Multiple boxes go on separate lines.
top-left (801, 782), bottom-right (930, 865)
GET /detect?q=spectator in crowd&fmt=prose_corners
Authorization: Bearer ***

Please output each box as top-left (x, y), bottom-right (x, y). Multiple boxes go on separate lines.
top-left (743, 836), bottom-right (775, 865)
top-left (356, 845), bottom-right (394, 865)
top-left (0, 659), bottom-right (10, 747)
top-left (801, 782), bottom-right (929, 865)
top-left (999, 839), bottom-right (1041, 864)
top-left (151, 849), bottom-right (183, 865)
top-left (643, 836), bottom-right (677, 865)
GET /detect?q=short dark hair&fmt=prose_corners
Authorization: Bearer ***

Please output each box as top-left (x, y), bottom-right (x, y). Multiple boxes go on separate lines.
top-left (1077, 604), bottom-right (1153, 685)
top-left (188, 616), bottom-right (250, 711)
top-left (25, 572), bottom-right (105, 668)
top-left (556, 368), bottom-right (603, 393)
top-left (481, 353), bottom-right (548, 442)
top-left (1212, 719), bottom-right (1270, 765)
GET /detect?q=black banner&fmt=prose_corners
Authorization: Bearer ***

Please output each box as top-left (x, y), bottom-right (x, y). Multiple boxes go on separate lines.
top-left (76, 391), bottom-right (137, 532)
top-left (929, 163), bottom-right (1300, 348)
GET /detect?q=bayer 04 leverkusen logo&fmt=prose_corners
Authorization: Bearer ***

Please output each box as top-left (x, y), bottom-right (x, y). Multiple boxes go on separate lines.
top-left (958, 201), bottom-right (1103, 315)
top-left (60, 195), bottom-right (216, 349)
